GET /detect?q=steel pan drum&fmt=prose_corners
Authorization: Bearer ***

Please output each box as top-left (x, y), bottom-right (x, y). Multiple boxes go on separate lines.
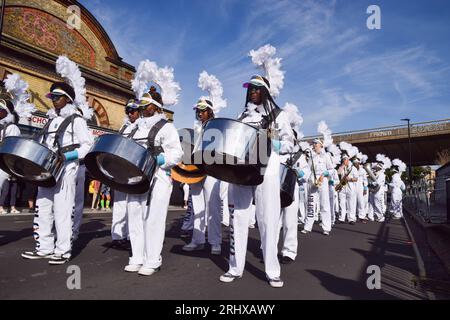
top-left (280, 163), bottom-right (297, 208)
top-left (0, 136), bottom-right (64, 187)
top-left (171, 128), bottom-right (206, 185)
top-left (192, 118), bottom-right (271, 186)
top-left (84, 134), bottom-right (156, 194)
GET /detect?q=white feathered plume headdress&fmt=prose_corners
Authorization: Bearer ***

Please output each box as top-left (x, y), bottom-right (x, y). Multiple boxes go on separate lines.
top-left (339, 141), bottom-right (358, 159)
top-left (55, 56), bottom-right (93, 120)
top-left (248, 44), bottom-right (284, 98)
top-left (197, 71), bottom-right (227, 114)
top-left (317, 121), bottom-right (333, 148)
top-left (3, 73), bottom-right (36, 119)
top-left (283, 102), bottom-right (303, 133)
top-left (131, 59), bottom-right (181, 106)
top-left (327, 143), bottom-right (342, 166)
top-left (392, 158), bottom-right (407, 173)
top-left (376, 154), bottom-right (392, 170)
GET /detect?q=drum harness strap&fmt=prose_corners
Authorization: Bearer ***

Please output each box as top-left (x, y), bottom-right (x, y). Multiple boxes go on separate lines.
top-left (36, 114), bottom-right (81, 160)
top-left (144, 119), bottom-right (168, 207)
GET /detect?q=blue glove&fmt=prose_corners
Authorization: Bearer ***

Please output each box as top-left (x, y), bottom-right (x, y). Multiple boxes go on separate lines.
top-left (323, 171), bottom-right (329, 177)
top-left (329, 180), bottom-right (335, 186)
top-left (296, 169), bottom-right (305, 178)
top-left (64, 150), bottom-right (78, 161)
top-left (364, 186), bottom-right (368, 191)
top-left (272, 140), bottom-right (281, 153)
top-left (156, 154), bottom-right (165, 166)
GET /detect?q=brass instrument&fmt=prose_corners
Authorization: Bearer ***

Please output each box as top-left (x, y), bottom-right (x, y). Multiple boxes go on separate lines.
top-left (363, 163), bottom-right (381, 193)
top-left (309, 149), bottom-right (323, 188)
top-left (335, 165), bottom-right (352, 192)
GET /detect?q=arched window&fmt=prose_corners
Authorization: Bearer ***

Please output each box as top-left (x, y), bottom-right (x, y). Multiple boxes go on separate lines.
top-left (87, 96), bottom-right (109, 127)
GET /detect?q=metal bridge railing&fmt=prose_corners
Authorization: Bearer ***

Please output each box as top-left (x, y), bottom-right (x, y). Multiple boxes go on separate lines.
top-left (404, 185), bottom-right (448, 224)
top-left (303, 118), bottom-right (450, 140)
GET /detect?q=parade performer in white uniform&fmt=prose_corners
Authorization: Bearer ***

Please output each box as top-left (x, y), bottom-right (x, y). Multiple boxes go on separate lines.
top-left (277, 102), bottom-right (309, 263)
top-left (297, 142), bottom-right (311, 225)
top-left (22, 56), bottom-right (93, 264)
top-left (301, 121), bottom-right (334, 235)
top-left (389, 159), bottom-right (406, 220)
top-left (109, 99), bottom-right (140, 247)
top-left (124, 60), bottom-right (183, 275)
top-left (367, 154), bottom-right (391, 222)
top-left (354, 153), bottom-right (369, 223)
top-left (220, 44), bottom-right (294, 289)
top-left (336, 142), bottom-right (359, 225)
top-left (0, 74), bottom-right (35, 194)
top-left (326, 143), bottom-right (342, 226)
top-left (182, 71), bottom-right (226, 255)
top-left (72, 99), bottom-right (95, 242)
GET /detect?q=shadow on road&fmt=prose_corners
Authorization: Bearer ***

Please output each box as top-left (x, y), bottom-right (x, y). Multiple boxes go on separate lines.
top-left (0, 227), bottom-right (31, 247)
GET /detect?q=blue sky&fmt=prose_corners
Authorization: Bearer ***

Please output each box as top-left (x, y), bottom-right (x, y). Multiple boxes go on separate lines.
top-left (81, 0), bottom-right (450, 136)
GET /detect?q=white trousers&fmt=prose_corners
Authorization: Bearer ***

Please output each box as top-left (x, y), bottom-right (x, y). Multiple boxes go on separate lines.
top-left (191, 176), bottom-right (222, 245)
top-left (368, 190), bottom-right (385, 221)
top-left (304, 181), bottom-right (332, 232)
top-left (181, 194), bottom-right (194, 231)
top-left (339, 188), bottom-right (357, 222)
top-left (329, 186), bottom-right (336, 224)
top-left (142, 172), bottom-right (173, 269)
top-left (72, 164), bottom-right (86, 240)
top-left (277, 182), bottom-right (299, 259)
top-left (298, 183), bottom-right (307, 224)
top-left (390, 189), bottom-right (403, 218)
top-left (356, 183), bottom-right (367, 219)
top-left (33, 163), bottom-right (78, 257)
top-left (111, 191), bottom-right (129, 240)
top-left (227, 155), bottom-right (281, 279)
top-left (220, 182), bottom-right (230, 226)
top-left (127, 170), bottom-right (173, 268)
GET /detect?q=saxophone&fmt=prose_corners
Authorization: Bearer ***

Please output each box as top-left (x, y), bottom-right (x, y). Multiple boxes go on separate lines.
top-left (335, 165), bottom-right (352, 192)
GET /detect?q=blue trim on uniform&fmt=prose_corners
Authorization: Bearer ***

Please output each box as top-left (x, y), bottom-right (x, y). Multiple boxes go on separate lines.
top-left (156, 154), bottom-right (165, 166)
top-left (64, 150), bottom-right (78, 161)
top-left (272, 140), bottom-right (281, 153)
top-left (297, 169), bottom-right (305, 178)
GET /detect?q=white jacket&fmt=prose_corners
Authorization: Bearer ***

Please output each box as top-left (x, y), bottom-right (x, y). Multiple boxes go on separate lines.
top-left (133, 114), bottom-right (183, 172)
top-left (338, 163), bottom-right (358, 192)
top-left (308, 149), bottom-right (334, 184)
top-left (43, 104), bottom-right (93, 160)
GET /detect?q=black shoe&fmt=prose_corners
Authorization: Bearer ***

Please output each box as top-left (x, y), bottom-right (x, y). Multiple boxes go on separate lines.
top-left (349, 221), bottom-right (356, 225)
top-left (48, 255), bottom-right (69, 265)
top-left (281, 256), bottom-right (295, 264)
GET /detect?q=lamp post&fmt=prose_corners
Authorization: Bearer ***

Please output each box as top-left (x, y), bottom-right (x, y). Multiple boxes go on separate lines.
top-left (401, 118), bottom-right (412, 187)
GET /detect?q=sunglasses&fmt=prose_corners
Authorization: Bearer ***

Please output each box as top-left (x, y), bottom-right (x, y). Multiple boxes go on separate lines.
top-left (125, 107), bottom-right (139, 114)
top-left (50, 94), bottom-right (64, 102)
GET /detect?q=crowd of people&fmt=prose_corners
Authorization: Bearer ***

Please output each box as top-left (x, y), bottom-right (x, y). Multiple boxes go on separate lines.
top-left (0, 48), bottom-right (407, 288)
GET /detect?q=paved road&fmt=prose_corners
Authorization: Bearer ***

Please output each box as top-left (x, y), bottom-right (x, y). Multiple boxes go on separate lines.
top-left (0, 210), bottom-right (437, 299)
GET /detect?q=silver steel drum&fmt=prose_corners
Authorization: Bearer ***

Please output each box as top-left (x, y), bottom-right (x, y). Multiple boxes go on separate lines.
top-left (192, 118), bottom-right (271, 186)
top-left (84, 134), bottom-right (156, 194)
top-left (280, 163), bottom-right (297, 208)
top-left (0, 136), bottom-right (64, 187)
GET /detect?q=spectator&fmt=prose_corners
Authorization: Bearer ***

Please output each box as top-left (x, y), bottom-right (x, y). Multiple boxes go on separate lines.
top-left (89, 179), bottom-right (101, 210)
top-left (0, 176), bottom-right (19, 214)
top-left (100, 184), bottom-right (111, 211)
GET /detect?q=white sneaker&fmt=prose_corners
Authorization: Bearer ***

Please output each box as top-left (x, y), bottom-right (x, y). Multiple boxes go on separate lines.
top-left (377, 218), bottom-right (385, 223)
top-left (301, 229), bottom-right (310, 234)
top-left (182, 242), bottom-right (205, 252)
top-left (10, 207), bottom-right (20, 214)
top-left (211, 244), bottom-right (221, 255)
top-left (219, 272), bottom-right (241, 283)
top-left (21, 250), bottom-right (54, 260)
top-left (323, 231), bottom-right (330, 236)
top-left (138, 266), bottom-right (160, 276)
top-left (248, 224), bottom-right (255, 229)
top-left (124, 264), bottom-right (142, 272)
top-left (267, 276), bottom-right (284, 288)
